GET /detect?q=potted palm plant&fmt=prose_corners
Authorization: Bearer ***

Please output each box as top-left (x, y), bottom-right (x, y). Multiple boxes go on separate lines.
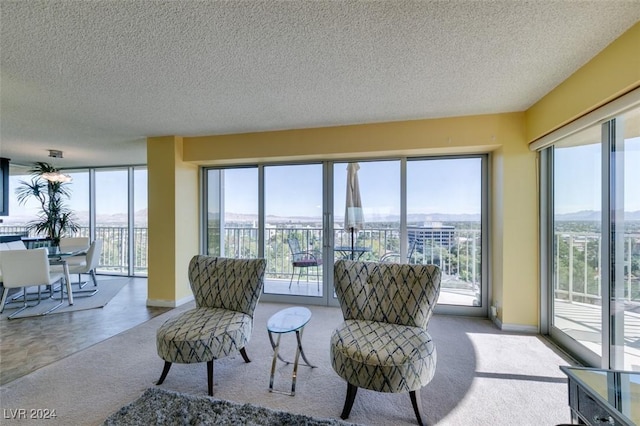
top-left (15, 162), bottom-right (79, 250)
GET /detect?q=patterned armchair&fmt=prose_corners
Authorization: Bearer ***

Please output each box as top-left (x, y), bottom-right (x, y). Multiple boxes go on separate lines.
top-left (330, 259), bottom-right (441, 426)
top-left (156, 256), bottom-right (266, 396)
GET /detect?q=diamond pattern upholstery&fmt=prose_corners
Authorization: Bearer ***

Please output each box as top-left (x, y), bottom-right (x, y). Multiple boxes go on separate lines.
top-left (331, 320), bottom-right (436, 392)
top-left (330, 260), bottom-right (441, 424)
top-left (156, 256), bottom-right (266, 395)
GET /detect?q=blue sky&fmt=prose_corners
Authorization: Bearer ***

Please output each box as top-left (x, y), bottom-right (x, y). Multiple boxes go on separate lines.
top-left (219, 158), bottom-right (481, 219)
top-left (6, 137), bottom-right (638, 223)
top-left (554, 137), bottom-right (640, 214)
top-left (6, 168), bottom-right (148, 220)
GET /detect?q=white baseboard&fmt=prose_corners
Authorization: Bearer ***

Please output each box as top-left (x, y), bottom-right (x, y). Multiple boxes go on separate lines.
top-left (492, 315), bottom-right (539, 333)
top-left (146, 294), bottom-right (194, 308)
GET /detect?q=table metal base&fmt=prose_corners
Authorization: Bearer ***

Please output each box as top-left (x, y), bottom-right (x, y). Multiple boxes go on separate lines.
top-left (268, 328), bottom-right (316, 396)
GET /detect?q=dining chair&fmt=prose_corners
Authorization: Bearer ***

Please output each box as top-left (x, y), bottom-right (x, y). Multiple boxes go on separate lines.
top-left (0, 248), bottom-right (66, 319)
top-left (53, 240), bottom-right (103, 296)
top-left (59, 237), bottom-right (90, 268)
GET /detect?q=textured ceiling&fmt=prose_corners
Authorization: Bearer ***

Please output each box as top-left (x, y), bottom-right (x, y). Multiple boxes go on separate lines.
top-left (1, 1), bottom-right (639, 168)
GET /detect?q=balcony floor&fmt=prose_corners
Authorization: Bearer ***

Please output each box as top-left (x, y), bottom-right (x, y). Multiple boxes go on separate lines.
top-left (264, 276), bottom-right (480, 306)
top-left (554, 299), bottom-right (640, 370)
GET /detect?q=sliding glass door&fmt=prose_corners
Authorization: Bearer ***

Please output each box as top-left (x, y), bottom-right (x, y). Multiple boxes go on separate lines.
top-left (550, 127), bottom-right (603, 363)
top-left (204, 155), bottom-right (487, 313)
top-left (611, 107), bottom-right (640, 370)
top-left (545, 104), bottom-right (640, 370)
top-left (264, 164), bottom-right (323, 298)
top-left (205, 167), bottom-right (259, 258)
top-left (407, 157), bottom-right (485, 310)
top-left (333, 160), bottom-right (400, 263)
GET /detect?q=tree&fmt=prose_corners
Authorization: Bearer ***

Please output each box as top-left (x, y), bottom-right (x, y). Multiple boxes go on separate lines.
top-left (15, 162), bottom-right (78, 247)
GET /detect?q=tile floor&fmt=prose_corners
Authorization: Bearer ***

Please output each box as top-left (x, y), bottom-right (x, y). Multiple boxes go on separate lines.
top-left (0, 276), bottom-right (170, 385)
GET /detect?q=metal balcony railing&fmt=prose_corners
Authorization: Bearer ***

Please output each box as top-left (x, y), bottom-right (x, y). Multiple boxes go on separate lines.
top-left (0, 225), bottom-right (148, 275)
top-left (554, 232), bottom-right (640, 304)
top-left (210, 225), bottom-right (483, 289)
top-left (2, 224), bottom-right (637, 305)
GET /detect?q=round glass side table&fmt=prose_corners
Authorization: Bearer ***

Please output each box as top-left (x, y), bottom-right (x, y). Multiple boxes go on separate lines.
top-left (266, 306), bottom-right (316, 396)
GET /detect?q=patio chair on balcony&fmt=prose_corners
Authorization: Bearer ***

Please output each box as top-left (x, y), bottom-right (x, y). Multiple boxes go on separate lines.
top-left (287, 236), bottom-right (322, 291)
top-left (380, 239), bottom-right (417, 263)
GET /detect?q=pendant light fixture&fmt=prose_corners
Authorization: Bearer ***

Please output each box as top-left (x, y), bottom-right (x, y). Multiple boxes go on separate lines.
top-left (42, 150), bottom-right (72, 183)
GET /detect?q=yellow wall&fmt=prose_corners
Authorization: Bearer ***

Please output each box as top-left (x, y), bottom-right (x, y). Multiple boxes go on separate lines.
top-left (526, 21), bottom-right (640, 142)
top-left (495, 141), bottom-right (539, 327)
top-left (146, 22), bottom-right (637, 330)
top-left (184, 115), bottom-right (501, 164)
top-left (147, 136), bottom-right (199, 306)
top-left (150, 112), bottom-right (539, 328)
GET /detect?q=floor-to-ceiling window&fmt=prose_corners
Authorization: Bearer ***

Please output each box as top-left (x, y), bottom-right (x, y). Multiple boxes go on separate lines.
top-left (542, 101), bottom-right (640, 370)
top-left (1, 164), bottom-right (147, 277)
top-left (204, 155), bottom-right (488, 312)
top-left (66, 169), bottom-right (90, 239)
top-left (205, 167), bottom-right (259, 258)
top-left (265, 164), bottom-right (323, 297)
top-left (612, 106), bottom-right (640, 370)
top-left (333, 160), bottom-right (400, 263)
top-left (550, 126), bottom-right (603, 363)
top-left (96, 168), bottom-right (130, 275)
top-left (407, 157), bottom-right (485, 309)
top-left (133, 167), bottom-right (148, 276)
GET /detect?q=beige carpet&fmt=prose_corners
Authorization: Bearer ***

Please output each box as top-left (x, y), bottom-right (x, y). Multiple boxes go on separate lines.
top-left (0, 302), bottom-right (575, 425)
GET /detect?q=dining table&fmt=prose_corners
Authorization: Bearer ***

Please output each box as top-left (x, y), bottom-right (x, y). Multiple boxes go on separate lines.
top-left (47, 249), bottom-right (85, 309)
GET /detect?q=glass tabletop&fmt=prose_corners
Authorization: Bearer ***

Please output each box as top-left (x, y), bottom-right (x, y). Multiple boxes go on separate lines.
top-left (334, 246), bottom-right (371, 260)
top-left (47, 249), bottom-right (85, 259)
top-left (560, 366), bottom-right (640, 425)
top-left (267, 307), bottom-right (312, 334)
top-left (334, 246), bottom-right (371, 252)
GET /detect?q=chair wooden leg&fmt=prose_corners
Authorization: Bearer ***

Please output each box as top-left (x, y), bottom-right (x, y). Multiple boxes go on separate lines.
top-left (239, 347), bottom-right (251, 363)
top-left (410, 389), bottom-right (426, 426)
top-left (340, 383), bottom-right (358, 420)
top-left (207, 360), bottom-right (214, 396)
top-left (156, 361), bottom-right (172, 385)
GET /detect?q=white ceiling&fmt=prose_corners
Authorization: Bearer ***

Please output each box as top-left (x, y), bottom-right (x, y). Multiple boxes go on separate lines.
top-left (1, 1), bottom-right (639, 168)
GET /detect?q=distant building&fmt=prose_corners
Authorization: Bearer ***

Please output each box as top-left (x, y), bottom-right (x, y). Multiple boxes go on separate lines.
top-left (408, 222), bottom-right (456, 249)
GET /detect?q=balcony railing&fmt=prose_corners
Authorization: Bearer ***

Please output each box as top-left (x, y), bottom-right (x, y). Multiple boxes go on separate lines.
top-left (0, 225), bottom-right (148, 276)
top-left (210, 225), bottom-right (482, 290)
top-left (554, 231), bottom-right (640, 304)
top-left (2, 224), bottom-right (637, 306)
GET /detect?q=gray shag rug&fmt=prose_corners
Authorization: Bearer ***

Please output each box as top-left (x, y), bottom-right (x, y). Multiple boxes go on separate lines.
top-left (103, 387), bottom-right (357, 425)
